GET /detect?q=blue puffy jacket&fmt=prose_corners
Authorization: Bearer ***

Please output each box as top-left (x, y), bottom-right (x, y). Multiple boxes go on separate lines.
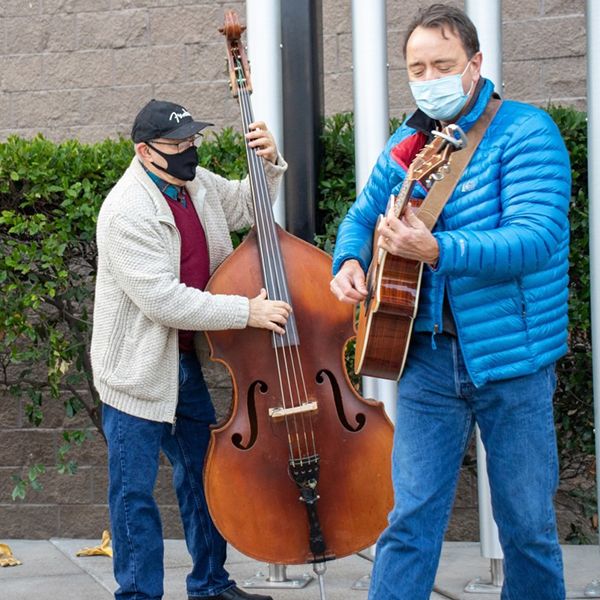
top-left (332, 79), bottom-right (571, 387)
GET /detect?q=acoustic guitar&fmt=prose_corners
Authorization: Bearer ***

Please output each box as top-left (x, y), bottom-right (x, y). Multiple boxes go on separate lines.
top-left (354, 125), bottom-right (466, 380)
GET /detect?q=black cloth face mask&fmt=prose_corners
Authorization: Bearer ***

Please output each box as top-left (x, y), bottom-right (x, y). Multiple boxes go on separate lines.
top-left (146, 143), bottom-right (199, 181)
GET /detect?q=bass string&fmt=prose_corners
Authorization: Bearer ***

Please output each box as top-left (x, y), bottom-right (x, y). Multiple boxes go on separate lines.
top-left (236, 68), bottom-right (317, 465)
top-left (238, 85), bottom-right (314, 464)
top-left (238, 81), bottom-right (314, 462)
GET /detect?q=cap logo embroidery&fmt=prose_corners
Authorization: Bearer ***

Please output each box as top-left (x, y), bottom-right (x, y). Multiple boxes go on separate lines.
top-left (169, 109), bottom-right (191, 123)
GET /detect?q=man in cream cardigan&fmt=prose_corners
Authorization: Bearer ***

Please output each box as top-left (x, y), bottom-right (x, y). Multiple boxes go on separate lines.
top-left (91, 99), bottom-right (290, 600)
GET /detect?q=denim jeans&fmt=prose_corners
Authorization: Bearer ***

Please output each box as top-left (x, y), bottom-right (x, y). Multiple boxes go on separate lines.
top-left (368, 332), bottom-right (565, 600)
top-left (102, 351), bottom-right (234, 600)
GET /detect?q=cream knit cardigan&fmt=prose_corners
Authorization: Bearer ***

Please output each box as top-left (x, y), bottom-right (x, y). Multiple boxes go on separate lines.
top-left (91, 154), bottom-right (287, 423)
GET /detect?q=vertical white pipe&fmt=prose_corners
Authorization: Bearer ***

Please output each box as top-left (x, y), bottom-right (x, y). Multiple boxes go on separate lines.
top-left (351, 0), bottom-right (397, 423)
top-left (465, 0), bottom-right (503, 92)
top-left (246, 0), bottom-right (285, 227)
top-left (352, 0), bottom-right (389, 188)
top-left (580, 4), bottom-right (599, 595)
top-left (475, 430), bottom-right (502, 558)
top-left (465, 0), bottom-right (504, 561)
top-left (587, 0), bottom-right (600, 559)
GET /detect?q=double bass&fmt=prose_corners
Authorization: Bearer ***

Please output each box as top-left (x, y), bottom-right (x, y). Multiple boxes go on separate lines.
top-left (203, 10), bottom-right (394, 574)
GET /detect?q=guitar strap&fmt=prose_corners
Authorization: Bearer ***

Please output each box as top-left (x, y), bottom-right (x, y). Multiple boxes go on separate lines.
top-left (416, 97), bottom-right (503, 231)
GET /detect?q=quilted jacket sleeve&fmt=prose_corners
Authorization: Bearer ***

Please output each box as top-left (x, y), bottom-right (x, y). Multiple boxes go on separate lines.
top-left (433, 108), bottom-right (571, 278)
top-left (332, 134), bottom-right (405, 275)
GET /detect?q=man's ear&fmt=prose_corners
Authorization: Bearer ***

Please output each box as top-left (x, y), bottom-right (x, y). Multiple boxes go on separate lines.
top-left (135, 142), bottom-right (151, 160)
top-left (470, 51), bottom-right (483, 80)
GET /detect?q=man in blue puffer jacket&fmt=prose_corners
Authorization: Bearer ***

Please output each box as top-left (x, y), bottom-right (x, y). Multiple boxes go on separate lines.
top-left (330, 4), bottom-right (570, 600)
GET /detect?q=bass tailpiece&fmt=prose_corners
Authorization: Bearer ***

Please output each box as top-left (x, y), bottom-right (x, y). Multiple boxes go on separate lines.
top-left (289, 454), bottom-right (333, 562)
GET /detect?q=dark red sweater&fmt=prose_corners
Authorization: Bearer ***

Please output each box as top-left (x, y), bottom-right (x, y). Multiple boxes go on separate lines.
top-left (164, 187), bottom-right (210, 352)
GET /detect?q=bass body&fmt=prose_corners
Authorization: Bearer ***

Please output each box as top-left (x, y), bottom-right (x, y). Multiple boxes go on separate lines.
top-left (205, 226), bottom-right (394, 565)
top-left (203, 10), bottom-right (394, 567)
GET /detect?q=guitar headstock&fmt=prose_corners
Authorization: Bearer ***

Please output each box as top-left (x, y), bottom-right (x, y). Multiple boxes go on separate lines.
top-left (408, 124), bottom-right (467, 187)
top-left (219, 10), bottom-right (252, 98)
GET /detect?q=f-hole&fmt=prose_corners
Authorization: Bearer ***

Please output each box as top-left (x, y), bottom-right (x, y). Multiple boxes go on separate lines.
top-left (231, 380), bottom-right (265, 449)
top-left (316, 369), bottom-right (366, 432)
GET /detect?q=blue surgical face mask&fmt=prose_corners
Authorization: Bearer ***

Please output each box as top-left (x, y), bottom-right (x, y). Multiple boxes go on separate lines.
top-left (409, 61), bottom-right (474, 121)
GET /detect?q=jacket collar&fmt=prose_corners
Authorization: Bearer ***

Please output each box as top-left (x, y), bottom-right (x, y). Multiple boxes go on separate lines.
top-left (406, 77), bottom-right (497, 139)
top-left (144, 168), bottom-right (183, 202)
top-left (128, 156), bottom-right (205, 218)
top-left (129, 156), bottom-right (173, 218)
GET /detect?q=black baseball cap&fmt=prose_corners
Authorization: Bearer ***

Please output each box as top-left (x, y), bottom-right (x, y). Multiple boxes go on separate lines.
top-left (131, 99), bottom-right (213, 143)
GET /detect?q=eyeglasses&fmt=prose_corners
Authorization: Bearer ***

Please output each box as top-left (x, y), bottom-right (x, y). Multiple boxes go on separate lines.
top-left (149, 133), bottom-right (203, 153)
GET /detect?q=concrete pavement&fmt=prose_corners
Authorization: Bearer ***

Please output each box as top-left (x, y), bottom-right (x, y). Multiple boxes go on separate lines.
top-left (1, 539), bottom-right (600, 599)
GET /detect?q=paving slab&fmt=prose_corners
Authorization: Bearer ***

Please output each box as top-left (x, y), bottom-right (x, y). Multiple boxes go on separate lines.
top-left (2, 540), bottom-right (600, 600)
top-left (435, 542), bottom-right (600, 600)
top-left (4, 539), bottom-right (444, 599)
top-left (52, 539), bottom-right (383, 600)
top-left (0, 539), bottom-right (111, 600)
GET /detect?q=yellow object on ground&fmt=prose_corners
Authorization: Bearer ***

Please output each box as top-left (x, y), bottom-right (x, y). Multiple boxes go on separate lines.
top-left (76, 530), bottom-right (113, 558)
top-left (0, 543), bottom-right (22, 567)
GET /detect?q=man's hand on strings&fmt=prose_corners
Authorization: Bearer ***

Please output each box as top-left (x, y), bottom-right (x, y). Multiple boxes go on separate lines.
top-left (246, 121), bottom-right (278, 164)
top-left (378, 208), bottom-right (440, 265)
top-left (330, 259), bottom-right (368, 304)
top-left (248, 288), bottom-right (292, 335)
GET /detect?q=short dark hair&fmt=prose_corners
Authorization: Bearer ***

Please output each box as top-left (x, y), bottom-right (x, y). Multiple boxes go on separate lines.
top-left (402, 3), bottom-right (480, 59)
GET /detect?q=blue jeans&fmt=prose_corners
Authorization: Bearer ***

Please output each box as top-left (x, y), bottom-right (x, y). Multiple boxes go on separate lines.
top-left (102, 352), bottom-right (234, 600)
top-left (368, 332), bottom-right (565, 600)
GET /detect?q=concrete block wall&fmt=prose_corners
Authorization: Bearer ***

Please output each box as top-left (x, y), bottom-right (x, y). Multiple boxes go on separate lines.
top-left (0, 0), bottom-right (586, 143)
top-left (0, 0), bottom-right (587, 538)
top-left (0, 339), bottom-right (232, 539)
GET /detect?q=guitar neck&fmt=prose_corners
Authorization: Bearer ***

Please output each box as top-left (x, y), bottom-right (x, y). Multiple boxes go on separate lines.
top-left (390, 176), bottom-right (417, 218)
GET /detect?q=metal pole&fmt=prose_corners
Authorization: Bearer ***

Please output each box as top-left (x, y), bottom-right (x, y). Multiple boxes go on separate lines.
top-left (464, 0), bottom-right (504, 593)
top-left (584, 0), bottom-right (600, 593)
top-left (465, 0), bottom-right (503, 92)
top-left (351, 0), bottom-right (396, 425)
top-left (241, 2), bottom-right (311, 591)
top-left (246, 0), bottom-right (285, 226)
top-left (350, 0), bottom-right (394, 587)
top-left (280, 0), bottom-right (323, 242)
top-left (352, 1), bottom-right (389, 189)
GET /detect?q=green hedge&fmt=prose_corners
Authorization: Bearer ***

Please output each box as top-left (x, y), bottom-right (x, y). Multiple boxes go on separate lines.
top-left (546, 107), bottom-right (592, 454)
top-left (0, 130), bottom-right (256, 496)
top-left (0, 105), bottom-right (592, 496)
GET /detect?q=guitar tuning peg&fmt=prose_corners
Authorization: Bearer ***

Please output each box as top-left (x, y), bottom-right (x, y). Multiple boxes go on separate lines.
top-left (431, 172), bottom-right (444, 181)
top-left (441, 164), bottom-right (450, 174)
top-left (425, 178), bottom-right (433, 188)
